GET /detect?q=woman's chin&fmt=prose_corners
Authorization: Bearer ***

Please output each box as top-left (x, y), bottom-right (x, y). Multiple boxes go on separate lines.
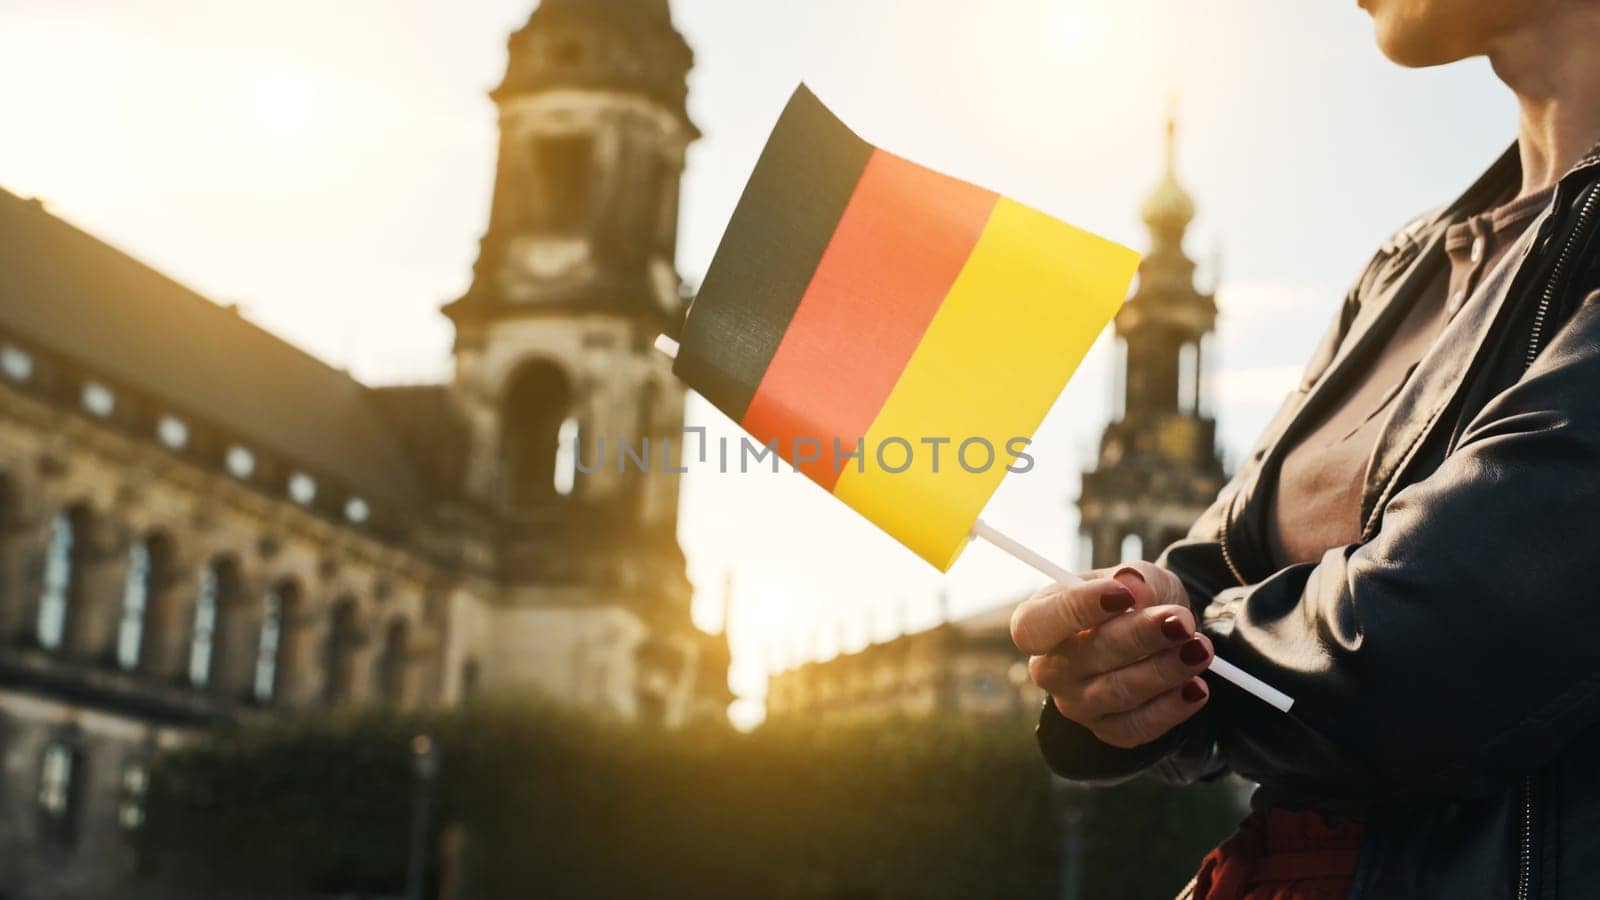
top-left (1373, 20), bottom-right (1471, 68)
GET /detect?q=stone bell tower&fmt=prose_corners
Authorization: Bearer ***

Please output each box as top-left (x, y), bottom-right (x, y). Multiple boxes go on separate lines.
top-left (441, 0), bottom-right (698, 719)
top-left (1077, 111), bottom-right (1227, 568)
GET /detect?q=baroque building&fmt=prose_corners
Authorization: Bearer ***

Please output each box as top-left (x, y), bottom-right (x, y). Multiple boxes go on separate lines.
top-left (1078, 115), bottom-right (1227, 567)
top-left (0, 1), bottom-right (724, 896)
top-left (764, 601), bottom-right (1042, 722)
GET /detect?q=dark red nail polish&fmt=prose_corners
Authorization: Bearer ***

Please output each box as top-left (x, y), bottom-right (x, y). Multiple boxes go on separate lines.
top-left (1181, 681), bottom-right (1206, 703)
top-left (1099, 586), bottom-right (1135, 612)
top-left (1179, 638), bottom-right (1210, 666)
top-left (1114, 566), bottom-right (1147, 586)
top-left (1160, 615), bottom-right (1189, 642)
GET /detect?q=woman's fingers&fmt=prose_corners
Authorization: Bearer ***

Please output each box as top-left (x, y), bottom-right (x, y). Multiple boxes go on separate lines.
top-left (1010, 577), bottom-right (1137, 655)
top-left (1091, 677), bottom-right (1211, 750)
top-left (1074, 633), bottom-right (1213, 717)
top-left (1061, 603), bottom-right (1197, 676)
top-left (1016, 560), bottom-right (1208, 746)
top-left (1033, 633), bottom-right (1213, 718)
top-left (1107, 561), bottom-right (1191, 611)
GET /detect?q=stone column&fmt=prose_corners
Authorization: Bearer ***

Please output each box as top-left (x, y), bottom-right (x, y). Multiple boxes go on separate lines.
top-left (338, 622), bottom-right (377, 707)
top-left (0, 516), bottom-right (54, 644)
top-left (212, 576), bottom-right (266, 703)
top-left (64, 517), bottom-right (126, 665)
top-left (141, 552), bottom-right (202, 686)
top-left (274, 605), bottom-right (328, 709)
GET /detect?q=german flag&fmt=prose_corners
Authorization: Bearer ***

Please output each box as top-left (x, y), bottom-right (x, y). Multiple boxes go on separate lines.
top-left (674, 86), bottom-right (1138, 570)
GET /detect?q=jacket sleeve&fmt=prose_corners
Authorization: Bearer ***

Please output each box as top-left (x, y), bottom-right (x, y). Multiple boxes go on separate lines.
top-left (1201, 290), bottom-right (1600, 799)
top-left (1035, 696), bottom-right (1226, 786)
top-left (1031, 380), bottom-right (1328, 785)
top-left (1030, 211), bottom-right (1451, 790)
top-left (1031, 461), bottom-right (1270, 785)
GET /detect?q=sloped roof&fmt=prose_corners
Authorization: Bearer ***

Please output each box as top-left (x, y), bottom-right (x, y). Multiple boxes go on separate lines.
top-left (0, 187), bottom-right (428, 510)
top-left (369, 383), bottom-right (469, 502)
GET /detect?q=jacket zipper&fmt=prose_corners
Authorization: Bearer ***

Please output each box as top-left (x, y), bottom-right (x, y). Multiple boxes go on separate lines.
top-left (1217, 157), bottom-right (1600, 899)
top-left (1221, 185), bottom-right (1593, 891)
top-left (1526, 183), bottom-right (1600, 369)
top-left (1517, 773), bottom-right (1536, 900)
top-left (1218, 493), bottom-right (1248, 587)
top-left (1356, 182), bottom-right (1600, 543)
top-left (1510, 183), bottom-right (1600, 900)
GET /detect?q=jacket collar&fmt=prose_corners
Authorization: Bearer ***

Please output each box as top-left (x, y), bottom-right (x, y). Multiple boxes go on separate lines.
top-left (1228, 146), bottom-right (1520, 567)
top-left (1226, 143), bottom-right (1572, 580)
top-left (1356, 142), bottom-right (1600, 535)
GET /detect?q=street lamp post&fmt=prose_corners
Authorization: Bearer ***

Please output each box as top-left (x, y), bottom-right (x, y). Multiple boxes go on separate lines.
top-left (1054, 776), bottom-right (1088, 900)
top-left (406, 734), bottom-right (440, 900)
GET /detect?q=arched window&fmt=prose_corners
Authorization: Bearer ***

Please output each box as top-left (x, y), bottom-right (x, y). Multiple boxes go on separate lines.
top-left (322, 597), bottom-right (360, 706)
top-left (1111, 337), bottom-right (1128, 420)
top-left (553, 416), bottom-right (579, 497)
top-left (1178, 341), bottom-right (1199, 414)
top-left (375, 618), bottom-right (410, 705)
top-left (116, 541), bottom-right (150, 671)
top-left (37, 508), bottom-right (89, 652)
top-left (189, 557), bottom-right (239, 687)
top-left (253, 580), bottom-right (296, 703)
top-left (116, 534), bottom-right (170, 671)
top-left (500, 361), bottom-right (576, 509)
top-left (1120, 532), bottom-right (1145, 564)
top-left (37, 740), bottom-right (81, 845)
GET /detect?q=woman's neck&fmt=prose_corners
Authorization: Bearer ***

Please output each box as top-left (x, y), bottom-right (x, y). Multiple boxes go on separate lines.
top-left (1488, 7), bottom-right (1600, 196)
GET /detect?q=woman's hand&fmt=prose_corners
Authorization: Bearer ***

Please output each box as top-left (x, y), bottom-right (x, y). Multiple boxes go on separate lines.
top-left (1011, 561), bottom-right (1212, 749)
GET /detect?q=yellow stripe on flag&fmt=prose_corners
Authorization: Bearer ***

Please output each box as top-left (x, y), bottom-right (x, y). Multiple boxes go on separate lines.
top-left (833, 197), bottom-right (1138, 570)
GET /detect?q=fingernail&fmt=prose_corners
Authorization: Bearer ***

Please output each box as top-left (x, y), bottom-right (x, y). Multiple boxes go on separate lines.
top-left (1099, 586), bottom-right (1135, 612)
top-left (1113, 566), bottom-right (1147, 587)
top-left (1181, 681), bottom-right (1207, 703)
top-left (1179, 638), bottom-right (1210, 666)
top-left (1160, 615), bottom-right (1189, 642)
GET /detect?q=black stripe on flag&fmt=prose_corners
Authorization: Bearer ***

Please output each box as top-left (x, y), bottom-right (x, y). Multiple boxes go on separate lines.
top-left (675, 84), bottom-right (874, 422)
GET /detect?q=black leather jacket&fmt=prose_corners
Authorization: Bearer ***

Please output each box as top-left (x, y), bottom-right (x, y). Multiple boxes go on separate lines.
top-left (1037, 144), bottom-right (1600, 899)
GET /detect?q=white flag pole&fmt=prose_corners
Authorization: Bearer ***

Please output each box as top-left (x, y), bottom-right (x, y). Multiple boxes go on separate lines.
top-left (971, 518), bottom-right (1294, 713)
top-left (970, 518), bottom-right (1084, 586)
top-left (651, 335), bottom-right (1293, 714)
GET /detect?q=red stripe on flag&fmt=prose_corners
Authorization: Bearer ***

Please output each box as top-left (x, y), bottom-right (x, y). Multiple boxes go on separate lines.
top-left (741, 150), bottom-right (998, 489)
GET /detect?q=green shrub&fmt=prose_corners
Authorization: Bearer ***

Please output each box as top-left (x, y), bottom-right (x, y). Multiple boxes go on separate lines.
top-left (138, 699), bottom-right (1243, 900)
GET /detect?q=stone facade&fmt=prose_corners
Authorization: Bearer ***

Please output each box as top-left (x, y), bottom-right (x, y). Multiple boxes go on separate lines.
top-left (0, 2), bottom-right (726, 896)
top-left (764, 602), bottom-right (1043, 722)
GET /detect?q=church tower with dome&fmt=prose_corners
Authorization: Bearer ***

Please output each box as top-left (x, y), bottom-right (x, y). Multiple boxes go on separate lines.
top-left (0, 4), bottom-right (724, 893)
top-left (1077, 112), bottom-right (1228, 568)
top-left (440, 0), bottom-right (703, 724)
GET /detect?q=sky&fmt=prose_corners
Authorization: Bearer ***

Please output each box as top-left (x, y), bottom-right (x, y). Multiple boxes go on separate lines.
top-left (0, 0), bottom-right (1517, 726)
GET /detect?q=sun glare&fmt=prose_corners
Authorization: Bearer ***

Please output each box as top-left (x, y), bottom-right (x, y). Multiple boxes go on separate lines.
top-left (249, 67), bottom-right (321, 135)
top-left (1050, 7), bottom-right (1094, 52)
